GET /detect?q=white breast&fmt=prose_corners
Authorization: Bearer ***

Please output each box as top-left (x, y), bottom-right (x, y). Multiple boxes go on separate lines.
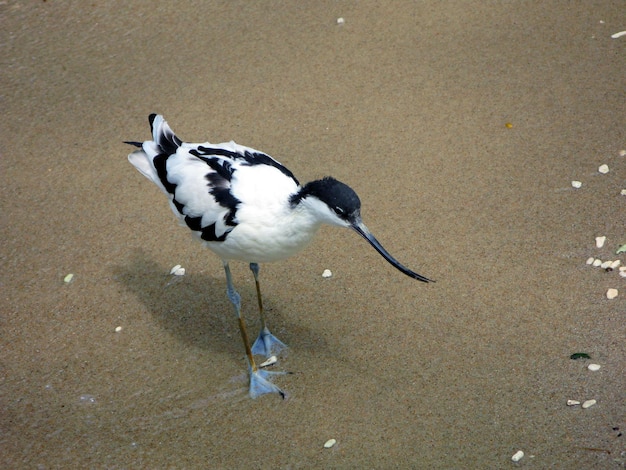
top-left (200, 164), bottom-right (321, 263)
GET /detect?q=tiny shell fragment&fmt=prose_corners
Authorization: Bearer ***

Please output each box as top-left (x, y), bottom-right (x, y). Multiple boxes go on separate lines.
top-left (611, 31), bottom-right (626, 39)
top-left (259, 355), bottom-right (277, 368)
top-left (600, 260), bottom-right (612, 269)
top-left (598, 164), bottom-right (609, 174)
top-left (336, 17), bottom-right (345, 25)
top-left (511, 450), bottom-right (524, 462)
top-left (79, 394), bottom-right (97, 404)
top-left (582, 399), bottom-right (597, 409)
top-left (567, 400), bottom-right (580, 406)
top-left (324, 438), bottom-right (337, 448)
top-left (592, 258), bottom-right (602, 267)
top-left (621, 189), bottom-right (626, 196)
top-left (115, 326), bottom-right (123, 333)
top-left (606, 288), bottom-right (618, 299)
top-left (610, 260), bottom-right (621, 269)
top-left (587, 363), bottom-right (601, 371)
top-left (64, 273), bottom-right (74, 283)
top-left (169, 264), bottom-right (185, 276)
top-left (585, 257), bottom-right (594, 265)
top-left (322, 269), bottom-right (333, 278)
top-left (595, 236), bottom-right (606, 248)
top-left (620, 271), bottom-right (626, 278)
top-left (571, 180), bottom-right (582, 188)
top-left (170, 265), bottom-right (182, 275)
top-left (619, 149), bottom-right (626, 157)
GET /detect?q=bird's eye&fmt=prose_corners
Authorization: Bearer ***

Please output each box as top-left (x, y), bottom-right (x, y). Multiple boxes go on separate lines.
top-left (334, 206), bottom-right (345, 215)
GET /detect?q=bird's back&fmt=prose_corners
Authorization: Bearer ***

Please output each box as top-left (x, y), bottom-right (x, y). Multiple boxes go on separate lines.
top-left (128, 115), bottom-right (310, 260)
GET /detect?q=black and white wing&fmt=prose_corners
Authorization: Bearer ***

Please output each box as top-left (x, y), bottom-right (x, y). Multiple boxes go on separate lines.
top-left (128, 114), bottom-right (299, 242)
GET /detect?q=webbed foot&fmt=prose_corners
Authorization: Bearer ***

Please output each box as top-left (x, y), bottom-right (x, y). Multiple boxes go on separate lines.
top-left (251, 326), bottom-right (287, 357)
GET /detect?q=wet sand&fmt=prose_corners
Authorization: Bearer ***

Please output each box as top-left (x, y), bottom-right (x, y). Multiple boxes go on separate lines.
top-left (2, 1), bottom-right (625, 467)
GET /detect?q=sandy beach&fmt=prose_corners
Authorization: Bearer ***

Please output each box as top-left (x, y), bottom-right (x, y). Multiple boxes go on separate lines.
top-left (2, 1), bottom-right (625, 467)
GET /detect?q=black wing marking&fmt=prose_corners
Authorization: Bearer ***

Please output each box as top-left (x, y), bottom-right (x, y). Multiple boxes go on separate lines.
top-left (154, 153), bottom-right (179, 195)
top-left (149, 113), bottom-right (182, 155)
top-left (195, 154), bottom-right (240, 227)
top-left (194, 146), bottom-right (300, 186)
top-left (124, 141), bottom-right (143, 148)
top-left (142, 119), bottom-right (239, 242)
top-left (138, 114), bottom-right (300, 243)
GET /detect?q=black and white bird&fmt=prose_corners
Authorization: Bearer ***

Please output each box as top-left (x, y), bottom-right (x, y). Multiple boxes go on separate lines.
top-left (127, 114), bottom-right (432, 399)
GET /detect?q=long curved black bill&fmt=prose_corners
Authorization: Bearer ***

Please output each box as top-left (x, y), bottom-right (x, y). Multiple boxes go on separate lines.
top-left (351, 221), bottom-right (434, 283)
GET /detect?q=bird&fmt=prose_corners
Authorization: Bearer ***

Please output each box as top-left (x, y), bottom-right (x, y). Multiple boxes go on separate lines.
top-left (126, 114), bottom-right (433, 399)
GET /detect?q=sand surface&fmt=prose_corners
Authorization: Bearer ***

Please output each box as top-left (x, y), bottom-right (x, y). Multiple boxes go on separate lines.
top-left (2, 1), bottom-right (625, 468)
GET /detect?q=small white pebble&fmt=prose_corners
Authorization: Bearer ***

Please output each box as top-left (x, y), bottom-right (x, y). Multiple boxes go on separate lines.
top-left (336, 17), bottom-right (345, 25)
top-left (610, 259), bottom-right (621, 269)
top-left (611, 31), bottom-right (626, 39)
top-left (619, 266), bottom-right (626, 272)
top-left (63, 273), bottom-right (74, 283)
top-left (511, 450), bottom-right (524, 462)
top-left (585, 257), bottom-right (594, 265)
top-left (606, 288), bottom-right (618, 299)
top-left (115, 326), bottom-right (123, 333)
top-left (322, 269), bottom-right (333, 278)
top-left (620, 271), bottom-right (626, 278)
top-left (592, 258), bottom-right (602, 267)
top-left (79, 394), bottom-right (97, 404)
top-left (598, 164), bottom-right (609, 174)
top-left (567, 399), bottom-right (581, 406)
top-left (588, 363), bottom-right (601, 371)
top-left (620, 189), bottom-right (626, 196)
top-left (600, 260), bottom-right (612, 269)
top-left (619, 149), bottom-right (626, 157)
top-left (581, 399), bottom-right (597, 409)
top-left (571, 180), bottom-right (582, 188)
top-left (169, 264), bottom-right (185, 276)
top-left (595, 236), bottom-right (606, 248)
top-left (324, 438), bottom-right (337, 448)
top-left (259, 355), bottom-right (277, 368)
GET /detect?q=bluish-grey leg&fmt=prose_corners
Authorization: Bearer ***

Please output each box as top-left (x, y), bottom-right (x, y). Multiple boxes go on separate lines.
top-left (222, 261), bottom-right (285, 399)
top-left (249, 263), bottom-right (287, 357)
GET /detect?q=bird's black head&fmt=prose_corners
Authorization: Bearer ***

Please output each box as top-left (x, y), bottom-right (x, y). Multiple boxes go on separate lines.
top-left (293, 177), bottom-right (362, 224)
top-left (293, 176), bottom-right (434, 283)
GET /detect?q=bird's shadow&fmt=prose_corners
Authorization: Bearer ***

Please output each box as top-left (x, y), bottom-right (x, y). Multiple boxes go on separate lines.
top-left (112, 249), bottom-right (323, 358)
